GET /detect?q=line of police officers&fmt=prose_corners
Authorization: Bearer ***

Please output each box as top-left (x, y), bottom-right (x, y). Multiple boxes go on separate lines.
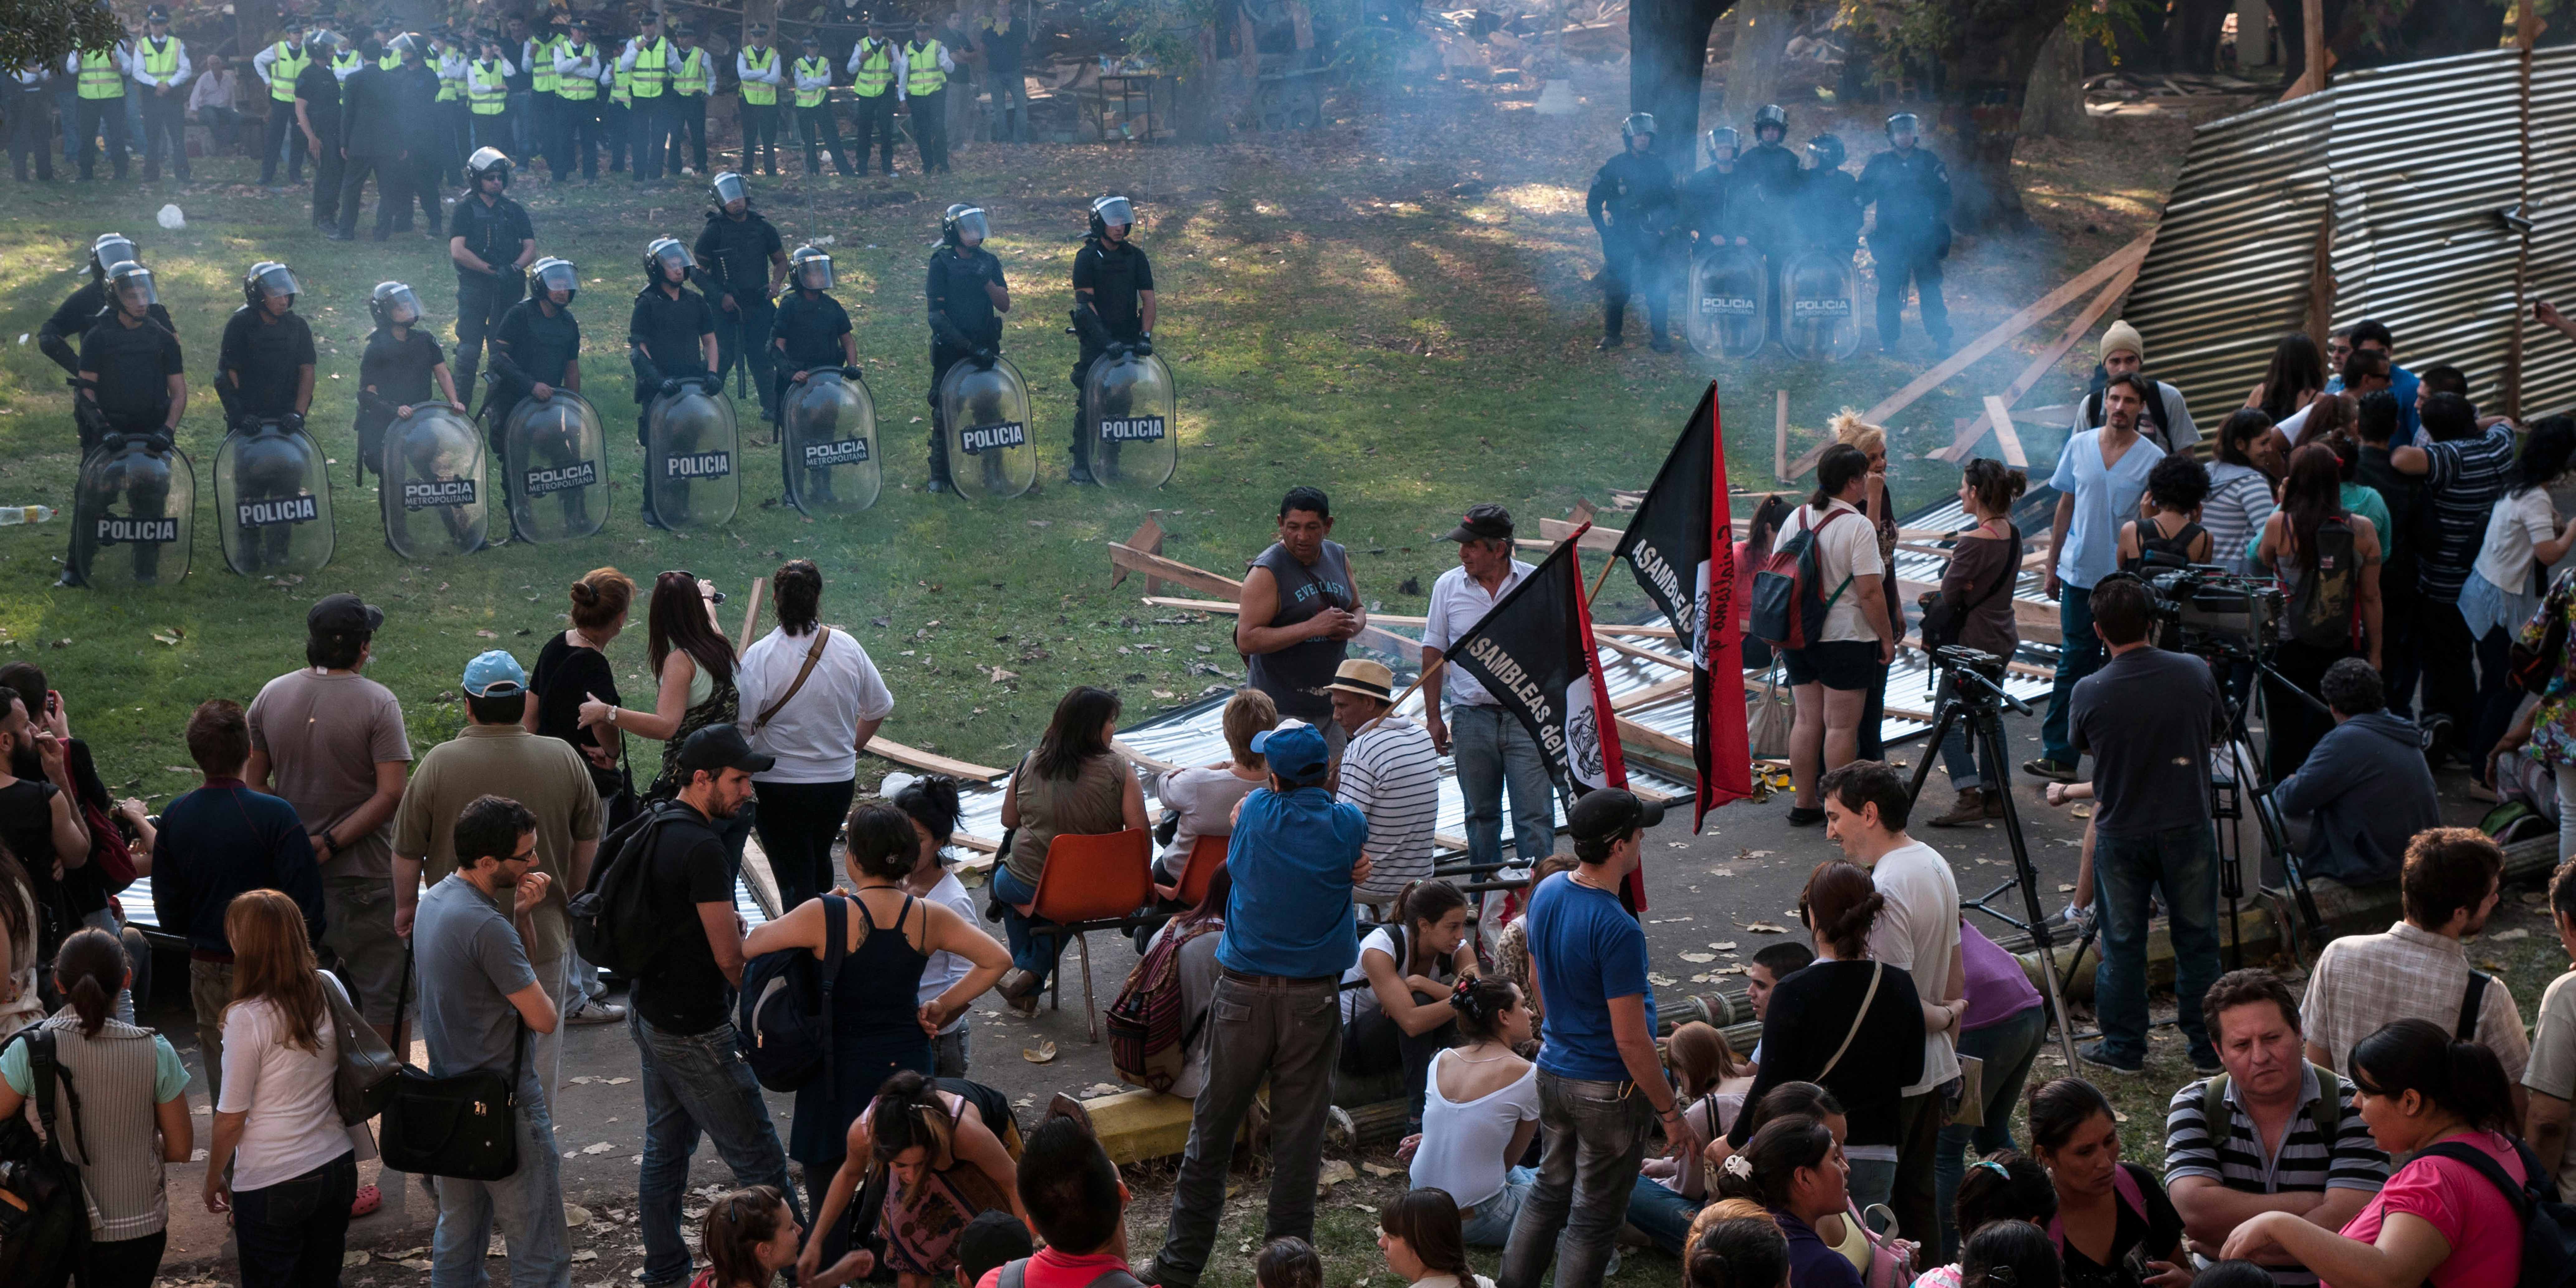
top-left (33, 172), bottom-right (1161, 580)
top-left (1586, 105), bottom-right (1954, 356)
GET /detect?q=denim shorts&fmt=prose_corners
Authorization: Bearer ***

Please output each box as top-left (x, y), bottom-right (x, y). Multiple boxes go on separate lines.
top-left (1785, 639), bottom-right (1878, 691)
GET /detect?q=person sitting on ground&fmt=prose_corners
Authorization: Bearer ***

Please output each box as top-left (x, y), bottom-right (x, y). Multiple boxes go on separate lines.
top-left (1147, 688), bottom-right (1275, 896)
top-left (1712, 1115), bottom-right (1863, 1288)
top-left (799, 1071), bottom-right (1028, 1288)
top-left (1962, 1219), bottom-right (2064, 1288)
top-left (1342, 877), bottom-right (1476, 1130)
top-left (1136, 866), bottom-right (1231, 1098)
top-left (1685, 1211), bottom-right (1791, 1288)
top-left (2218, 1018), bottom-right (2532, 1288)
top-left (970, 1112), bottom-right (1132, 1288)
top-left (2521, 859), bottom-right (2576, 1194)
top-left (1629, 1020), bottom-right (1752, 1254)
top-left (954, 1211), bottom-right (1033, 1288)
top-left (1331, 659), bottom-right (1441, 912)
top-left (1406, 976), bottom-right (1538, 1249)
top-left (1743, 939), bottom-right (1815, 1072)
top-left (2030, 1077), bottom-right (2187, 1288)
top-left (2163, 969), bottom-right (2388, 1285)
top-left (1489, 854), bottom-right (1576, 1028)
top-left (2269, 659), bottom-right (2437, 887)
top-left (992, 685), bottom-right (1147, 1014)
top-left (1916, 1150), bottom-right (2058, 1288)
top-left (2119, 454), bottom-right (2214, 573)
top-left (696, 1186), bottom-right (804, 1288)
top-left (1256, 1237), bottom-right (1324, 1288)
top-left (1378, 1188), bottom-right (1495, 1288)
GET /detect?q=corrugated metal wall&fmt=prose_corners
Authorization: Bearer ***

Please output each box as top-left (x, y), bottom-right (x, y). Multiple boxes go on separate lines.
top-left (2122, 44), bottom-right (2573, 429)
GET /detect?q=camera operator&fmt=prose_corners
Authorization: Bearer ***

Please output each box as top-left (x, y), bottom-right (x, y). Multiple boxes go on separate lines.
top-left (2068, 575), bottom-right (2227, 1076)
top-left (2269, 658), bottom-right (2435, 887)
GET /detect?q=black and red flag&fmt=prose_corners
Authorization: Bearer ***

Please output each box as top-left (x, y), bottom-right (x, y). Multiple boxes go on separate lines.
top-left (1610, 382), bottom-right (1751, 830)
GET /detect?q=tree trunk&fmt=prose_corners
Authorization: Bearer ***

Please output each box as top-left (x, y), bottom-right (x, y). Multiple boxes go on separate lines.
top-left (2019, 20), bottom-right (2095, 141)
top-left (1938, 0), bottom-right (2075, 232)
top-left (1719, 0), bottom-right (1790, 119)
top-left (1630, 0), bottom-right (1733, 153)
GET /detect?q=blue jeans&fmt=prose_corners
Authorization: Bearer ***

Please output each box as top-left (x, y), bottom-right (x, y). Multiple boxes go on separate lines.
top-left (235, 1149), bottom-right (358, 1287)
top-left (1935, 1002), bottom-right (2048, 1261)
top-left (1940, 720), bottom-right (1998, 791)
top-left (1450, 704), bottom-right (1557, 874)
top-left (1847, 1155), bottom-right (1896, 1214)
top-left (630, 1014), bottom-right (801, 1286)
top-left (1500, 1072), bottom-right (1651, 1288)
top-left (2040, 583), bottom-right (2101, 765)
top-left (991, 864), bottom-right (1060, 988)
top-left (2095, 823), bottom-right (2222, 1067)
top-left (1151, 973), bottom-right (1343, 1288)
top-left (431, 1083), bottom-right (570, 1288)
top-left (1624, 1173), bottom-right (1700, 1256)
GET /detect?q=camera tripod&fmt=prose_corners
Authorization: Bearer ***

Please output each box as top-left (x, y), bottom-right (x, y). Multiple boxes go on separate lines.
top-left (1902, 647), bottom-right (2082, 1071)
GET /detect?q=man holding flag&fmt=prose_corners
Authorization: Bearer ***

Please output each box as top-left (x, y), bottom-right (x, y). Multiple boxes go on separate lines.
top-left (1423, 503), bottom-right (1555, 885)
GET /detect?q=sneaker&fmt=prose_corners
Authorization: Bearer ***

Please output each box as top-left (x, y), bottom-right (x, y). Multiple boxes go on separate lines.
top-left (2061, 902), bottom-right (2095, 934)
top-left (350, 1183), bottom-right (382, 1218)
top-left (2075, 1041), bottom-right (2143, 1075)
top-left (565, 997), bottom-right (627, 1025)
top-left (1785, 805), bottom-right (1825, 827)
top-left (1925, 788), bottom-right (1986, 828)
top-left (2021, 756), bottom-right (2080, 782)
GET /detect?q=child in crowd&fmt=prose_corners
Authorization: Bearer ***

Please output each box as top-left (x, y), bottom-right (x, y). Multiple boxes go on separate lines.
top-left (1256, 1237), bottom-right (1324, 1288)
top-left (693, 1186), bottom-right (802, 1288)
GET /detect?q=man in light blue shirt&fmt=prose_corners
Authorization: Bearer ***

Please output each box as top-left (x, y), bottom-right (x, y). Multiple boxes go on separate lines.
top-left (2029, 371), bottom-right (2164, 780)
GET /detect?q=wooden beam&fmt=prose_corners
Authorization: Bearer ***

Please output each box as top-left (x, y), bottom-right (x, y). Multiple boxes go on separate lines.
top-left (1614, 675), bottom-right (1696, 712)
top-left (862, 737), bottom-right (1005, 783)
top-left (1138, 596), bottom-right (1683, 641)
top-left (1933, 263), bottom-right (2142, 463)
top-left (1616, 715), bottom-right (1694, 760)
top-left (1109, 513), bottom-right (1168, 594)
top-left (733, 577), bottom-right (767, 656)
top-left (1774, 390), bottom-right (1790, 482)
top-left (1984, 396), bottom-right (2029, 468)
top-left (1110, 542), bottom-right (1242, 600)
top-left (1596, 632), bottom-right (1690, 671)
top-left (1530, 518), bottom-right (1623, 553)
top-left (2280, 0), bottom-right (2326, 99)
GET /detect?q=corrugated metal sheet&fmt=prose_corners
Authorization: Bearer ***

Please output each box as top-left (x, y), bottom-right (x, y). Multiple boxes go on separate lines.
top-left (2522, 43), bottom-right (2576, 417)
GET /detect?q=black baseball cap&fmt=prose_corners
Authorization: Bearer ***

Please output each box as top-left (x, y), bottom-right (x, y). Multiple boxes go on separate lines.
top-left (1567, 789), bottom-right (1662, 844)
top-left (678, 724), bottom-right (775, 774)
top-left (1445, 503), bottom-right (1514, 543)
top-left (308, 592), bottom-right (384, 635)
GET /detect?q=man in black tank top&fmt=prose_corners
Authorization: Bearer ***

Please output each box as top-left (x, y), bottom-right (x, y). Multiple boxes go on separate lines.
top-left (1237, 486), bottom-right (1365, 749)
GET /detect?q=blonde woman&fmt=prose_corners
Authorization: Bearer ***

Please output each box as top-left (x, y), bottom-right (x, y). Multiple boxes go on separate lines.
top-left (206, 889), bottom-right (360, 1284)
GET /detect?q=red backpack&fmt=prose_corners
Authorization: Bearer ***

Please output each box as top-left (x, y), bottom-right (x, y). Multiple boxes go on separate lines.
top-left (1108, 918), bottom-right (1220, 1093)
top-left (1748, 506), bottom-right (1856, 651)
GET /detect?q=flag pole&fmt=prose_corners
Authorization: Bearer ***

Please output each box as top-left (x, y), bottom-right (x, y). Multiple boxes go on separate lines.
top-left (1585, 551), bottom-right (1618, 606)
top-left (1362, 522), bottom-right (1596, 738)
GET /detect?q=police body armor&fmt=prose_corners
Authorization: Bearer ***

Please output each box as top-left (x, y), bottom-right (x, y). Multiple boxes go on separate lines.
top-left (1686, 241), bottom-right (1767, 360)
top-left (71, 432), bottom-right (195, 588)
top-left (501, 390), bottom-right (608, 543)
top-left (1082, 345), bottom-right (1178, 492)
top-left (1779, 249), bottom-right (1861, 362)
top-left (937, 355), bottom-right (1034, 500)
top-left (215, 417), bottom-right (334, 576)
top-left (380, 403), bottom-right (489, 558)
top-left (779, 368), bottom-right (879, 516)
top-left (646, 377), bottom-right (740, 529)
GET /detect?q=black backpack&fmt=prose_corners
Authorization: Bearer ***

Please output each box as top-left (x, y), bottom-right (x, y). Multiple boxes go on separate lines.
top-left (565, 800), bottom-right (689, 978)
top-left (2417, 1137), bottom-right (2576, 1288)
top-left (737, 894), bottom-right (846, 1092)
top-left (0, 1029), bottom-right (91, 1285)
top-left (2287, 514), bottom-right (2361, 650)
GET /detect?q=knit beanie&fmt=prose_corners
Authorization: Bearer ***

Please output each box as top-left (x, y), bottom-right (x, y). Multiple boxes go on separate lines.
top-left (2100, 320), bottom-right (2145, 364)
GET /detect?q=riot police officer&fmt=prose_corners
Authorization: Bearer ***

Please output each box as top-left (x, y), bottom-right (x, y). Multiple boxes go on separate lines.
top-left (772, 245), bottom-right (855, 413)
top-left (627, 237), bottom-right (719, 526)
top-left (924, 203), bottom-right (1009, 494)
top-left (692, 171), bottom-right (789, 424)
top-left (1681, 126), bottom-right (1743, 248)
top-left (217, 262), bottom-right (316, 428)
top-left (485, 257), bottom-right (584, 539)
top-left (356, 281), bottom-right (462, 486)
top-left (68, 261), bottom-right (184, 585)
top-left (40, 233), bottom-right (170, 378)
top-left (1069, 194), bottom-right (1154, 484)
top-left (1796, 134), bottom-right (1860, 254)
top-left (1584, 112), bottom-right (1674, 352)
top-left (448, 147), bottom-right (536, 399)
top-left (1735, 103), bottom-right (1803, 344)
top-left (1857, 111), bottom-right (1953, 353)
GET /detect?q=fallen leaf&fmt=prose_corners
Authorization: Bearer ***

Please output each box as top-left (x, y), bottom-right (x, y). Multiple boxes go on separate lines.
top-left (150, 627), bottom-right (185, 646)
top-left (989, 665), bottom-right (1019, 685)
top-left (1648, 972), bottom-right (1678, 986)
top-left (2488, 928), bottom-right (2532, 942)
top-left (344, 1252), bottom-right (372, 1268)
top-left (2058, 884), bottom-right (2077, 893)
top-left (1315, 1159), bottom-right (1357, 1191)
top-left (1741, 921), bottom-right (1787, 934)
top-left (1679, 952), bottom-right (1716, 963)
top-left (565, 1204), bottom-right (593, 1227)
top-left (1024, 1041), bottom-right (1059, 1064)
top-left (400, 1259), bottom-right (434, 1271)
top-left (605, 1076), bottom-right (632, 1085)
top-left (383, 1248), bottom-right (429, 1261)
top-left (581, 1141), bottom-right (618, 1155)
top-left (1710, 941), bottom-right (1738, 950)
top-left (571, 1251), bottom-right (599, 1263)
top-left (1361, 1161), bottom-right (1400, 1178)
top-left (2069, 804), bottom-right (2094, 818)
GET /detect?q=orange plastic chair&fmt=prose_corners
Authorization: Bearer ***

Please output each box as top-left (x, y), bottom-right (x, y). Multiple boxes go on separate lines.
top-left (1028, 828), bottom-right (1155, 1041)
top-left (1172, 832), bottom-right (1230, 910)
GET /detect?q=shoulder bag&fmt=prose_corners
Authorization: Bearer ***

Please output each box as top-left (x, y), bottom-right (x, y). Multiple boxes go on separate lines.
top-left (1918, 524), bottom-right (2020, 654)
top-left (322, 970), bottom-right (400, 1124)
top-left (376, 943), bottom-right (527, 1181)
top-left (747, 627), bottom-right (834, 733)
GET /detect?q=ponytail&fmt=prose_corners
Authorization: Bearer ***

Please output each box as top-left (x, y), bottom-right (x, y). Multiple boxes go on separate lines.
top-left (1813, 445), bottom-right (1868, 513)
top-left (54, 929), bottom-right (127, 1038)
top-left (2349, 1017), bottom-right (2518, 1133)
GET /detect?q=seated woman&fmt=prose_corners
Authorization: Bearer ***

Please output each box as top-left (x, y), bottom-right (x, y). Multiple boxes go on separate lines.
top-left (1407, 977), bottom-right (1537, 1248)
top-left (1489, 855), bottom-right (1577, 1032)
top-left (1376, 1188), bottom-right (1495, 1288)
top-left (1629, 1020), bottom-right (1754, 1254)
top-left (1960, 1220), bottom-right (2063, 1288)
top-left (1148, 689), bottom-right (1276, 895)
top-left (1684, 1204), bottom-right (1790, 1288)
top-left (995, 686), bottom-right (1148, 1014)
top-left (2031, 1078), bottom-right (2187, 1288)
top-left (2219, 1017), bottom-right (2530, 1288)
top-left (1713, 1114), bottom-right (1863, 1288)
top-left (1916, 1151), bottom-right (2058, 1288)
top-left (694, 1186), bottom-right (804, 1288)
top-left (1342, 878), bottom-right (1479, 1127)
top-left (797, 1071), bottom-right (1028, 1288)
top-left (1136, 867), bottom-right (1232, 1098)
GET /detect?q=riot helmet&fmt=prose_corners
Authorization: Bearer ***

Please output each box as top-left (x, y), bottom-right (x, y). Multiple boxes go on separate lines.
top-left (1089, 195), bottom-right (1134, 239)
top-left (307, 28), bottom-right (339, 54)
top-left (370, 281), bottom-right (424, 330)
top-left (107, 262), bottom-right (158, 312)
top-left (245, 261), bottom-right (299, 309)
top-left (645, 237), bottom-right (695, 284)
top-left (711, 170), bottom-right (749, 212)
top-left (1705, 126), bottom-right (1740, 162)
top-left (528, 257), bottom-right (579, 305)
top-left (1753, 103), bottom-right (1788, 143)
top-left (465, 146), bottom-right (513, 190)
top-left (1886, 111), bottom-right (1920, 144)
top-left (789, 245), bottom-right (834, 292)
top-left (941, 204), bottom-right (989, 247)
top-left (1620, 112), bottom-right (1656, 145)
top-left (1806, 133), bottom-right (1846, 170)
top-left (88, 233), bottom-right (138, 280)
top-left (387, 31), bottom-right (421, 61)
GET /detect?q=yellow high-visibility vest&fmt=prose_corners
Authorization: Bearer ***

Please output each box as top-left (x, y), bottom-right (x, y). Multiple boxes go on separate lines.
top-left (611, 63), bottom-right (632, 106)
top-left (435, 54), bottom-right (462, 102)
top-left (671, 46), bottom-right (707, 95)
top-left (267, 40), bottom-right (306, 101)
top-left (738, 46), bottom-right (775, 105)
top-left (627, 37), bottom-right (666, 98)
top-left (76, 49), bottom-right (123, 99)
top-left (330, 50), bottom-right (361, 76)
top-left (467, 58), bottom-right (507, 113)
top-left (141, 38), bottom-right (179, 80)
top-left (902, 41), bottom-right (943, 97)
top-left (527, 36), bottom-right (554, 92)
top-left (852, 39), bottom-right (893, 96)
top-left (791, 55), bottom-right (826, 108)
top-left (555, 43), bottom-right (598, 100)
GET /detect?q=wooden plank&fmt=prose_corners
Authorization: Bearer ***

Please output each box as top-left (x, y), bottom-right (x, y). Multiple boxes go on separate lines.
top-left (1613, 674), bottom-right (1695, 711)
top-left (1933, 263), bottom-right (2140, 463)
top-left (1138, 597), bottom-right (1682, 641)
top-left (1774, 390), bottom-right (1790, 481)
top-left (1984, 396), bottom-right (2030, 468)
top-left (1616, 714), bottom-right (1694, 760)
top-left (862, 736), bottom-right (1005, 783)
top-left (1530, 518), bottom-right (1624, 553)
top-left (1112, 738), bottom-right (1180, 775)
top-left (1109, 513), bottom-right (1168, 594)
top-left (1596, 632), bottom-right (1690, 671)
top-left (1110, 542), bottom-right (1243, 600)
top-left (733, 577), bottom-right (767, 656)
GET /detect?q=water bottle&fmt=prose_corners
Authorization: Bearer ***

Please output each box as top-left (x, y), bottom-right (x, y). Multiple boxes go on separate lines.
top-left (0, 507), bottom-right (56, 526)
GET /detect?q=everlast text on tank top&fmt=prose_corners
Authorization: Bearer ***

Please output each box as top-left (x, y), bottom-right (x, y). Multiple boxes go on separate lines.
top-left (1245, 539), bottom-right (1354, 720)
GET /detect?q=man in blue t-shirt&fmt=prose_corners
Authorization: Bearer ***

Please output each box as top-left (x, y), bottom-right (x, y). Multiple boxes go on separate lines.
top-left (1147, 723), bottom-right (1367, 1288)
top-left (1500, 789), bottom-right (1703, 1288)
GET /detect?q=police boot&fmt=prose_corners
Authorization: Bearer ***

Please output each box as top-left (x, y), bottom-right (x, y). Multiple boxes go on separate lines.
top-left (1648, 324), bottom-right (1673, 354)
top-left (1068, 408), bottom-right (1095, 485)
top-left (926, 418), bottom-right (955, 494)
top-left (1597, 301), bottom-right (1625, 351)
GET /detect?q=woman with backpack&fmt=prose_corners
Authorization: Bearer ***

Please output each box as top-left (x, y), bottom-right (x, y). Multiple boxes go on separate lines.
top-left (1131, 865), bottom-right (1230, 1097)
top-left (2256, 443), bottom-right (2385, 777)
top-left (0, 928), bottom-right (191, 1288)
top-left (2029, 1077), bottom-right (2187, 1288)
top-left (2461, 417), bottom-right (2576, 790)
top-left (1773, 445), bottom-right (1896, 828)
top-left (2219, 1018), bottom-right (2529, 1288)
top-left (1341, 878), bottom-right (1476, 1130)
top-left (578, 570), bottom-right (751, 861)
top-left (527, 566), bottom-right (639, 1027)
top-left (1831, 412), bottom-right (1904, 763)
top-left (1923, 456), bottom-right (2027, 828)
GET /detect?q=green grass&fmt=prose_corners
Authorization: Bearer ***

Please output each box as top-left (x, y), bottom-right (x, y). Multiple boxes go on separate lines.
top-left (0, 73), bottom-right (2177, 794)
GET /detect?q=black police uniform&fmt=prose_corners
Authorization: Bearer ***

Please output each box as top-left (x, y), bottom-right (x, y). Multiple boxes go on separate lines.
top-left (1734, 138), bottom-right (1802, 338)
top-left (396, 60), bottom-right (446, 232)
top-left (693, 207), bottom-right (785, 422)
top-left (769, 289), bottom-right (852, 420)
top-left (448, 190), bottom-right (535, 397)
top-left (75, 312), bottom-right (183, 580)
top-left (923, 242), bottom-right (1005, 483)
top-left (1069, 234), bottom-right (1152, 473)
top-left (335, 62), bottom-right (410, 240)
top-left (1857, 145), bottom-right (1954, 350)
top-left (355, 325), bottom-right (445, 484)
top-left (488, 297), bottom-right (588, 530)
top-left (216, 306), bottom-right (317, 423)
top-left (1584, 148), bottom-right (1674, 346)
top-left (1679, 160), bottom-right (1739, 246)
top-left (294, 60), bottom-right (345, 228)
top-left (7, 70), bottom-right (52, 182)
top-left (1796, 164), bottom-right (1861, 254)
top-left (627, 279), bottom-right (717, 523)
top-left (41, 281), bottom-right (173, 379)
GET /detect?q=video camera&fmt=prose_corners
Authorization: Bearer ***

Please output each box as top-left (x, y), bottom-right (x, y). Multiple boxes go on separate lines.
top-left (2130, 563), bottom-right (2284, 657)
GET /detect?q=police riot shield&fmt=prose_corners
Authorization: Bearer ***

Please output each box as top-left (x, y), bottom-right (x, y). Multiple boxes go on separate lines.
top-left (646, 379), bottom-right (742, 530)
top-left (214, 418), bottom-right (334, 577)
top-left (938, 355), bottom-right (1034, 500)
top-left (1082, 346), bottom-right (1178, 492)
top-left (70, 432), bottom-right (195, 588)
top-left (380, 403), bottom-right (489, 558)
top-left (779, 369), bottom-right (879, 516)
top-left (1685, 242), bottom-right (1767, 360)
top-left (1780, 249), bottom-right (1863, 362)
top-left (502, 390), bottom-right (609, 543)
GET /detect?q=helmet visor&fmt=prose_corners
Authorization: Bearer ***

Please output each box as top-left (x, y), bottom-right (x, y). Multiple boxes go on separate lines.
top-left (1887, 112), bottom-right (1920, 138)
top-left (712, 172), bottom-right (748, 207)
top-left (1093, 196), bottom-right (1133, 230)
top-left (652, 241), bottom-right (696, 276)
top-left (379, 285), bottom-right (422, 326)
top-left (253, 264), bottom-right (299, 300)
top-left (534, 260), bottom-right (579, 297)
top-left (92, 235), bottom-right (136, 270)
top-left (110, 265), bottom-right (158, 309)
top-left (952, 208), bottom-right (989, 245)
top-left (793, 252), bottom-right (835, 291)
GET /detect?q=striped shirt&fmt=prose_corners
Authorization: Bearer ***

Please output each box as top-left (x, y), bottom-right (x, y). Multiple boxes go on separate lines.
top-left (1340, 717), bottom-right (1441, 901)
top-left (2200, 463), bottom-right (2274, 576)
top-left (2421, 422), bottom-right (2518, 601)
top-left (2164, 1064), bottom-right (2388, 1287)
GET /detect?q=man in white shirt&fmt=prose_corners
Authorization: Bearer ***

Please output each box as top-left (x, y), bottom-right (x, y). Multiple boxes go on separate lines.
top-left (187, 54), bottom-right (239, 156)
top-left (1329, 659), bottom-right (1440, 913)
top-left (737, 559), bottom-right (893, 911)
top-left (128, 5), bottom-right (192, 181)
top-left (1820, 758), bottom-right (1965, 1247)
top-left (1422, 503), bottom-right (1553, 898)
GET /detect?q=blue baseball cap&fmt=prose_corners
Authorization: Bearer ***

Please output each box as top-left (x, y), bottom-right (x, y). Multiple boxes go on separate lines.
top-left (461, 649), bottom-right (526, 698)
top-left (1250, 722), bottom-right (1329, 785)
